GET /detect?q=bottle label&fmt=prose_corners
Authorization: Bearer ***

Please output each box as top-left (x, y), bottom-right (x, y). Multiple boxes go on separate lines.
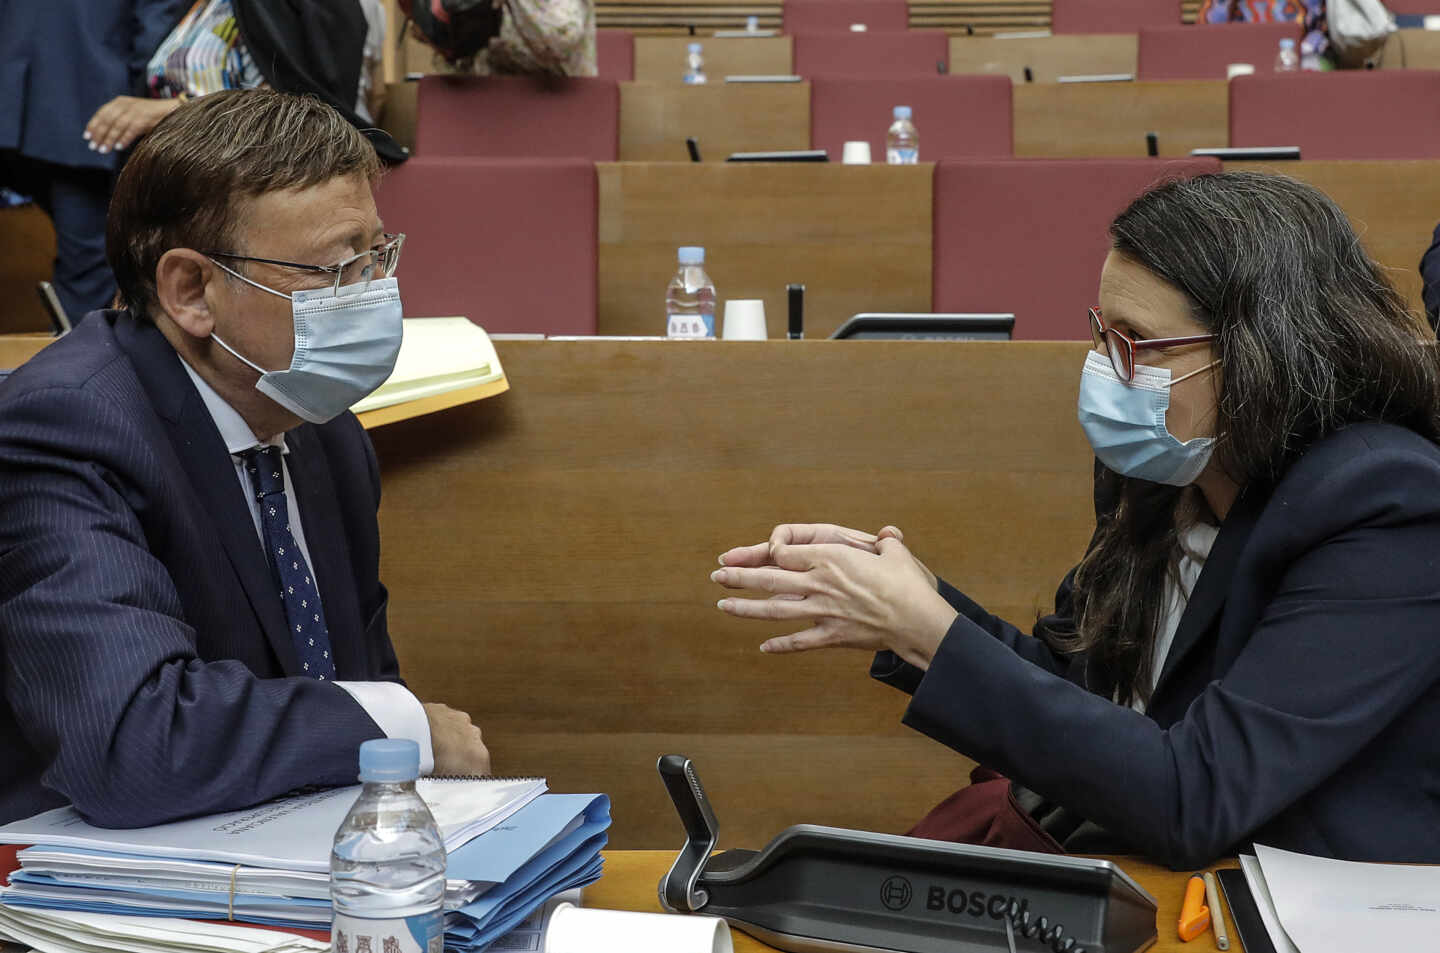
top-left (887, 148), bottom-right (918, 165)
top-left (667, 313), bottom-right (715, 338)
top-left (332, 909), bottom-right (443, 953)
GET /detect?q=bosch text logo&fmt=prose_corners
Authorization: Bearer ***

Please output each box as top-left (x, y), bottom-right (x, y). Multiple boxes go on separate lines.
top-left (879, 876), bottom-right (913, 911)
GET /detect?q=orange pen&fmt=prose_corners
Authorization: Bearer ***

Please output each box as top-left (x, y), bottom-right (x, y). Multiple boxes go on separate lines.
top-left (1177, 874), bottom-right (1211, 942)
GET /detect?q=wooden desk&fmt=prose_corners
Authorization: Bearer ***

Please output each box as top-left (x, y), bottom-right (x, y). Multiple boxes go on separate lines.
top-left (589, 850), bottom-right (1223, 953)
top-left (597, 162), bottom-right (932, 337)
top-left (1224, 159), bottom-right (1440, 322)
top-left (619, 82), bottom-right (810, 161)
top-left (0, 207), bottom-right (60, 335)
top-left (1014, 80), bottom-right (1228, 157)
top-left (949, 34), bottom-right (1138, 84)
top-left (633, 36), bottom-right (793, 83)
top-left (370, 339), bottom-right (1097, 848)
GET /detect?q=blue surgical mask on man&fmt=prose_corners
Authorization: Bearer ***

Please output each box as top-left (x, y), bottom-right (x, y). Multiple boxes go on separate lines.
top-left (207, 262), bottom-right (403, 424)
top-left (1077, 350), bottom-right (1219, 486)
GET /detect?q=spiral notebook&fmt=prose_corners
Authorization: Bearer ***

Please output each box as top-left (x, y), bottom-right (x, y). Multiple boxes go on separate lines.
top-left (0, 776), bottom-right (546, 874)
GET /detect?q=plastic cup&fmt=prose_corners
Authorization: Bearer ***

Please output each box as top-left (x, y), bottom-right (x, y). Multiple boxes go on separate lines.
top-left (841, 141), bottom-right (872, 165)
top-left (722, 300), bottom-right (768, 340)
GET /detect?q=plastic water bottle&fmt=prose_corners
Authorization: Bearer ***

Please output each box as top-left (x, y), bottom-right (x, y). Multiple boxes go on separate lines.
top-left (746, 15), bottom-right (759, 32)
top-left (886, 106), bottom-right (919, 164)
top-left (331, 739), bottom-right (446, 953)
top-left (665, 246), bottom-right (716, 339)
top-left (1275, 38), bottom-right (1299, 72)
top-left (684, 43), bottom-right (707, 84)
top-left (1299, 36), bottom-right (1323, 71)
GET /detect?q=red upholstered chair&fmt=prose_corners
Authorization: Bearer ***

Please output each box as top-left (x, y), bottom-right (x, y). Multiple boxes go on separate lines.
top-left (793, 30), bottom-right (950, 78)
top-left (1051, 0), bottom-right (1179, 34)
top-left (1229, 71), bottom-right (1440, 159)
top-left (414, 75), bottom-right (619, 160)
top-left (1385, 0), bottom-right (1437, 11)
top-left (783, 0), bottom-right (909, 34)
top-left (1138, 22), bottom-right (1302, 79)
top-left (810, 76), bottom-right (1012, 160)
top-left (374, 157), bottom-right (598, 335)
top-left (597, 30), bottom-right (635, 81)
top-left (932, 158), bottom-right (1221, 340)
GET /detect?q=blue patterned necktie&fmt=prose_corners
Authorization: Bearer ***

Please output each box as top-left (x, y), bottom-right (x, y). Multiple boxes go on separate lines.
top-left (239, 446), bottom-right (337, 680)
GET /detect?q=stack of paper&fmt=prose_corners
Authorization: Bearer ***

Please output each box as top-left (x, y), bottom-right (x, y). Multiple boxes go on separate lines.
top-left (1242, 844), bottom-right (1440, 953)
top-left (351, 317), bottom-right (508, 414)
top-left (0, 779), bottom-right (610, 953)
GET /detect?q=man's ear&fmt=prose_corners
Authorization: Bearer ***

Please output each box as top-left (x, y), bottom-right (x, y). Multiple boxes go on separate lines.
top-left (155, 249), bottom-right (221, 339)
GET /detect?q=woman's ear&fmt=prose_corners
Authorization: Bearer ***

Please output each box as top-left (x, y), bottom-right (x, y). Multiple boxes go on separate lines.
top-left (154, 249), bottom-right (220, 339)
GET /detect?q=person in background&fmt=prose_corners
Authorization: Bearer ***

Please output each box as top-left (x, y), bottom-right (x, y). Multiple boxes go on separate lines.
top-left (0, 0), bottom-right (187, 320)
top-left (84, 0), bottom-right (402, 162)
top-left (0, 90), bottom-right (484, 828)
top-left (714, 172), bottom-right (1440, 869)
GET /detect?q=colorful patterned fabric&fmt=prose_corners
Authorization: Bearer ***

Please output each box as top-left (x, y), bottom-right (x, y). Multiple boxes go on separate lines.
top-left (146, 0), bottom-right (263, 98)
top-left (1198, 0), bottom-right (1330, 63)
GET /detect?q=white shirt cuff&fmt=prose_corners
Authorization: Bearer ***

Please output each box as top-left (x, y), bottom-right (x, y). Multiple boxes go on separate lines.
top-left (335, 681), bottom-right (435, 775)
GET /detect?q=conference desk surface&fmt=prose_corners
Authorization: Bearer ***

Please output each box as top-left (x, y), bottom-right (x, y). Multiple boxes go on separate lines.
top-left (589, 850), bottom-right (1230, 953)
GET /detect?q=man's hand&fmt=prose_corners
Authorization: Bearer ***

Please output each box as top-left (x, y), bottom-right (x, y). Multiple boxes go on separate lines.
top-left (84, 96), bottom-right (182, 154)
top-left (424, 702), bottom-right (491, 777)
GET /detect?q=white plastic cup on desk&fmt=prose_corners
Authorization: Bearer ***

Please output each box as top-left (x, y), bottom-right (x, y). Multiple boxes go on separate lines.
top-left (1226, 63), bottom-right (1255, 80)
top-left (722, 299), bottom-right (768, 340)
top-left (841, 140), bottom-right (872, 165)
top-left (543, 903), bottom-right (734, 953)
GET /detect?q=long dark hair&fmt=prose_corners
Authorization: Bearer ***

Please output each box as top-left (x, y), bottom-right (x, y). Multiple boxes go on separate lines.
top-left (1046, 172), bottom-right (1440, 705)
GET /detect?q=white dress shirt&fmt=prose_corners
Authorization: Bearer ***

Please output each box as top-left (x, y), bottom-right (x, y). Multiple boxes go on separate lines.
top-left (179, 360), bottom-right (433, 773)
top-left (1131, 521), bottom-right (1221, 715)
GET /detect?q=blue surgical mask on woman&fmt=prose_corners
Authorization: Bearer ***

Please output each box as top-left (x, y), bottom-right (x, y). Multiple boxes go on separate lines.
top-left (1077, 350), bottom-right (1219, 486)
top-left (207, 261), bottom-right (403, 424)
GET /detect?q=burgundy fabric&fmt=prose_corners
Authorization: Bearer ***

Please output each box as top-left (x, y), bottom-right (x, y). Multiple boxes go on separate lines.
top-left (1051, 0), bottom-right (1180, 34)
top-left (1230, 71), bottom-right (1440, 159)
top-left (782, 0), bottom-right (909, 34)
top-left (793, 30), bottom-right (950, 78)
top-left (374, 157), bottom-right (598, 335)
top-left (1138, 22), bottom-right (1302, 79)
top-left (596, 29), bottom-right (635, 81)
top-left (810, 76), bottom-right (1012, 160)
top-left (933, 157), bottom-right (1221, 340)
top-left (1384, 0), bottom-right (1436, 11)
top-left (415, 75), bottom-right (619, 160)
top-left (907, 767), bottom-right (1064, 853)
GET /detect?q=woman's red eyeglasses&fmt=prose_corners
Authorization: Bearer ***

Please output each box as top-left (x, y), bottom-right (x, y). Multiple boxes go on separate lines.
top-left (1089, 307), bottom-right (1215, 382)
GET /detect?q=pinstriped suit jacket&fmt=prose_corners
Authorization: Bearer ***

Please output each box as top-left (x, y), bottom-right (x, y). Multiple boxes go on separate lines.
top-left (0, 310), bottom-right (401, 827)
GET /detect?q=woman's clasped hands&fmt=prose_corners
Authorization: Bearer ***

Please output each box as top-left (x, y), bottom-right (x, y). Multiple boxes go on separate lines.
top-left (712, 523), bottom-right (958, 671)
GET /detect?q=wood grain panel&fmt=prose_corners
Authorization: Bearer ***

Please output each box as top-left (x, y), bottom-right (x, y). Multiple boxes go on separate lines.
top-left (596, 163), bottom-right (932, 337)
top-left (1014, 79), bottom-right (1227, 156)
top-left (949, 33), bottom-right (1137, 83)
top-left (369, 339), bottom-right (1097, 847)
top-left (1224, 159), bottom-right (1440, 322)
top-left (0, 334), bottom-right (52, 369)
top-left (633, 36), bottom-right (792, 82)
top-left (0, 206), bottom-right (61, 334)
top-left (619, 82), bottom-right (809, 161)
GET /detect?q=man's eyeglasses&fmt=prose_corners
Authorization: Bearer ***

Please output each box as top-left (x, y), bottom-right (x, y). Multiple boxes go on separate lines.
top-left (206, 233), bottom-right (405, 296)
top-left (1088, 307), bottom-right (1215, 382)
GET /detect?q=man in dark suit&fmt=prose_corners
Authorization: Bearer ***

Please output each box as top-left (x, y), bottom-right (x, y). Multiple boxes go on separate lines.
top-left (0, 0), bottom-right (187, 319)
top-left (0, 90), bottom-right (489, 827)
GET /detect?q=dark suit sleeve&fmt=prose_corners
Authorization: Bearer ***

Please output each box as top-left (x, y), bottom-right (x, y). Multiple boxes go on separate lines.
top-left (0, 387), bottom-right (384, 828)
top-left (895, 439), bottom-right (1440, 869)
top-left (871, 460), bottom-right (1118, 694)
top-left (128, 1), bottom-right (185, 92)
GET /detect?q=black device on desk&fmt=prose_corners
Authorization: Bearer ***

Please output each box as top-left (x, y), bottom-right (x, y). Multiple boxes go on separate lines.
top-left (656, 756), bottom-right (1158, 953)
top-left (726, 150), bottom-right (828, 162)
top-left (831, 313), bottom-right (1015, 341)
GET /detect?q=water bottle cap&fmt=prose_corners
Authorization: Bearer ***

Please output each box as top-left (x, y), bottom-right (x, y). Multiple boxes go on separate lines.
top-left (358, 738), bottom-right (421, 782)
top-left (1279, 38), bottom-right (1295, 49)
top-left (677, 246), bottom-right (705, 264)
top-left (893, 106), bottom-right (912, 120)
top-left (688, 42), bottom-right (702, 52)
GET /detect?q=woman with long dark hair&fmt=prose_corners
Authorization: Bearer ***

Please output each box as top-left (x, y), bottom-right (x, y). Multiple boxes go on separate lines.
top-left (713, 172), bottom-right (1440, 868)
